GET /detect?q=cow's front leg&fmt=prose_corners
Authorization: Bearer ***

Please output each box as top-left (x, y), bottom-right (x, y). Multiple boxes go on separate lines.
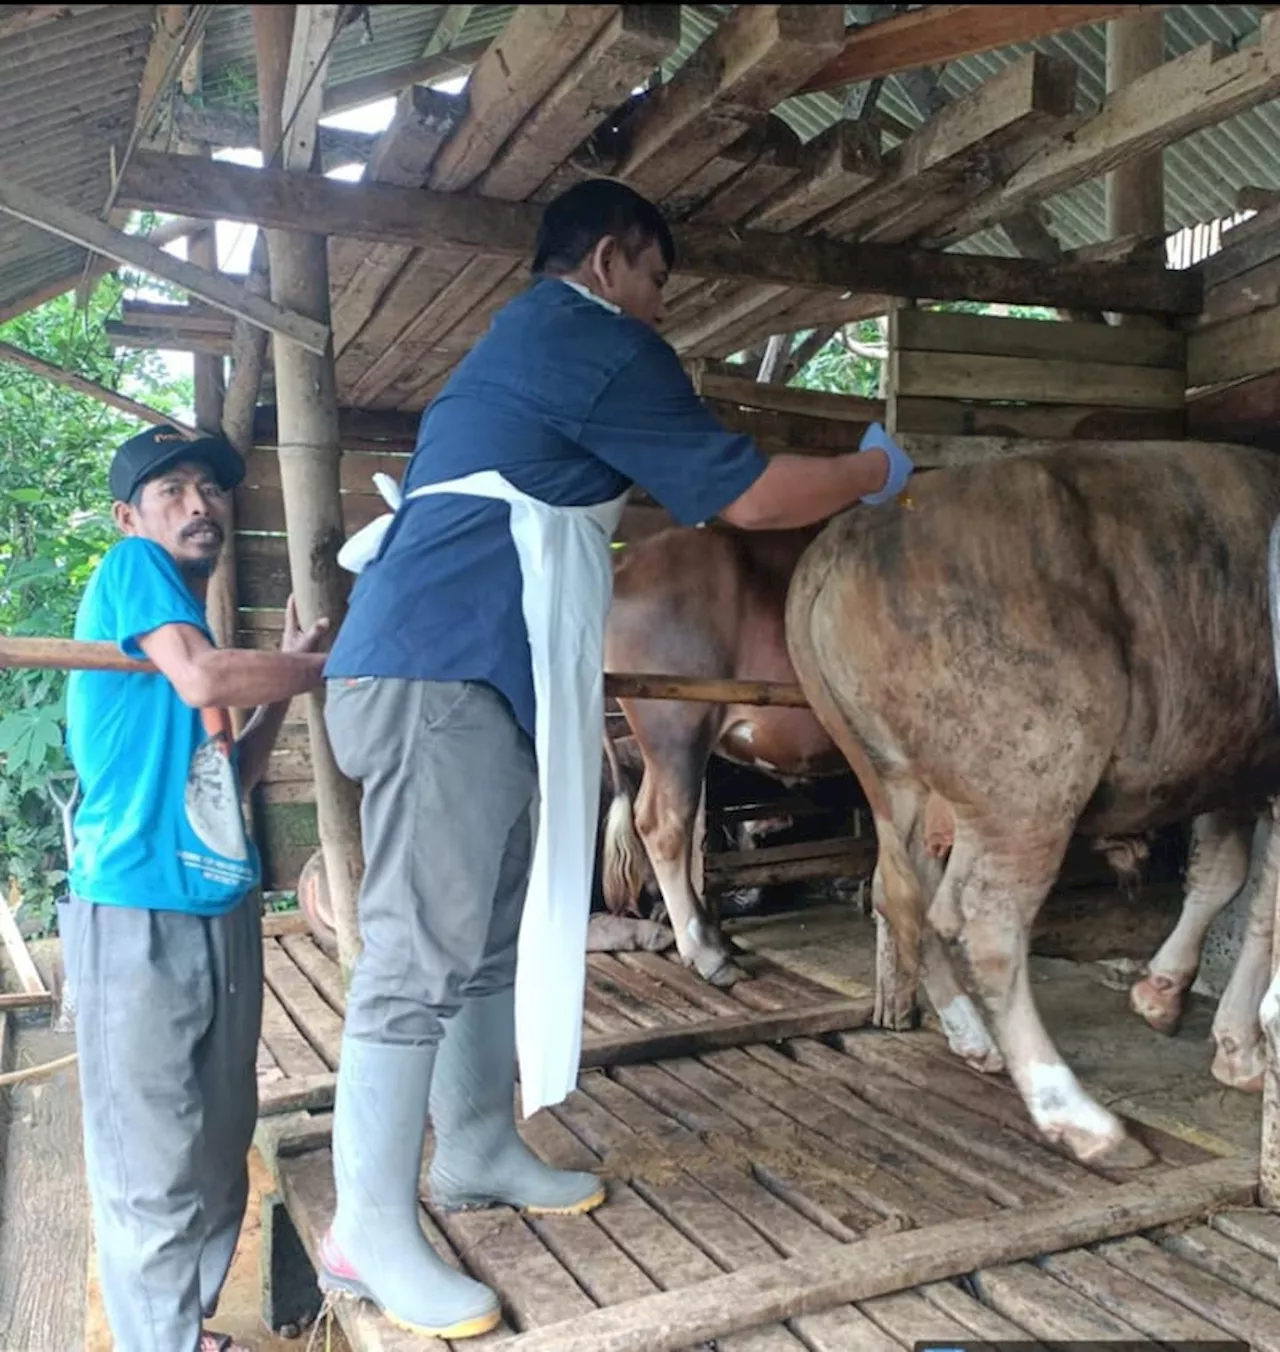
top-left (633, 761), bottom-right (744, 987)
top-left (1131, 811), bottom-right (1253, 1034)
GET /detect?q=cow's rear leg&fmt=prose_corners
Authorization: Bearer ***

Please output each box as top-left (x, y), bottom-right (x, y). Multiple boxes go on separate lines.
top-left (632, 736), bottom-right (743, 987)
top-left (1210, 812), bottom-right (1280, 1093)
top-left (1131, 811), bottom-right (1252, 1035)
top-left (934, 831), bottom-right (1152, 1168)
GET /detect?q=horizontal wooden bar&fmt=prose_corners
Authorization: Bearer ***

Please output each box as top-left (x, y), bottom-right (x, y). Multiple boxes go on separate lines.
top-left (606, 675), bottom-right (809, 708)
top-left (891, 308), bottom-right (1186, 369)
top-left (116, 150), bottom-right (1203, 316)
top-left (498, 1155), bottom-right (1259, 1352)
top-left (0, 990), bottom-right (54, 1012)
top-left (891, 349), bottom-right (1186, 409)
top-left (258, 997), bottom-right (875, 1118)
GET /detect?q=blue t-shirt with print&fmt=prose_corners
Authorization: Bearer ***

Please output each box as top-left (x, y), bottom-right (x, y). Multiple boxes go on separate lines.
top-left (65, 537), bottom-right (260, 915)
top-left (324, 278), bottom-right (769, 738)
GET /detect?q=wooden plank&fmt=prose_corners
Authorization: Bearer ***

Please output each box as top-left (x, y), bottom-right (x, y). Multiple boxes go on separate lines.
top-left (972, 1262), bottom-right (1152, 1341)
top-left (698, 372), bottom-right (885, 423)
top-left (1161, 1223), bottom-right (1280, 1304)
top-left (0, 175), bottom-right (328, 354)
top-left (1042, 1246), bottom-right (1234, 1340)
top-left (1188, 367), bottom-right (1280, 446)
top-left (498, 1156), bottom-right (1258, 1352)
top-left (1187, 305), bottom-right (1280, 389)
top-left (891, 348), bottom-right (1186, 408)
top-left (428, 5), bottom-right (617, 193)
top-left (798, 4), bottom-right (1149, 94)
top-left (893, 307), bottom-right (1186, 368)
top-left (890, 394), bottom-right (1186, 440)
top-left (116, 150), bottom-right (1204, 316)
top-left (748, 121), bottom-right (883, 233)
top-left (0, 895), bottom-right (45, 996)
top-left (279, 933), bottom-right (345, 1015)
top-left (0, 1019), bottom-right (86, 1352)
top-left (1097, 1234), bottom-right (1280, 1346)
top-left (0, 340), bottom-right (200, 436)
top-left (261, 909), bottom-right (311, 938)
top-left (743, 1043), bottom-right (1054, 1210)
top-left (688, 120), bottom-right (805, 228)
top-left (0, 990), bottom-right (53, 1012)
top-left (242, 446), bottom-right (408, 492)
top-left (476, 6), bottom-right (682, 202)
top-left (234, 485), bottom-right (383, 534)
top-left (702, 1047), bottom-right (990, 1226)
top-left (932, 12), bottom-right (1280, 247)
top-left (263, 944), bottom-right (343, 1069)
top-left (616, 5), bottom-right (844, 203)
top-left (259, 981), bottom-right (328, 1081)
top-left (919, 1279), bottom-right (1043, 1342)
top-left (1214, 1208), bottom-right (1280, 1260)
top-left (1203, 254), bottom-right (1280, 326)
top-left (580, 998), bottom-right (873, 1069)
top-left (859, 1289), bottom-right (989, 1347)
top-left (329, 86), bottom-right (468, 355)
top-left (820, 51), bottom-right (1078, 241)
top-left (257, 1071), bottom-right (336, 1118)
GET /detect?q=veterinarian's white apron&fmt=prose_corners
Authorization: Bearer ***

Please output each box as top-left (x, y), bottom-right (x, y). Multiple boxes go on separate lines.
top-left (339, 470), bottom-right (628, 1115)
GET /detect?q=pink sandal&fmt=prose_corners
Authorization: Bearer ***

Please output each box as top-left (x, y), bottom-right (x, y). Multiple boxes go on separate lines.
top-left (200, 1333), bottom-right (251, 1352)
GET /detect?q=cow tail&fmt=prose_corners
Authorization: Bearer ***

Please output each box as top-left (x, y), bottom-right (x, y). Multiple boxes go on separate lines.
top-left (601, 724), bottom-right (647, 916)
top-left (784, 580), bottom-right (924, 988)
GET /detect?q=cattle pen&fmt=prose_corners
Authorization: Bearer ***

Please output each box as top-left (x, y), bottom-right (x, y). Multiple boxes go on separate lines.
top-left (6, 4), bottom-right (1280, 1350)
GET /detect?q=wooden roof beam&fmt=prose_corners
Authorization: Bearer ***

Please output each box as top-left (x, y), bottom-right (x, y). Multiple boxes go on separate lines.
top-left (930, 10), bottom-right (1280, 247)
top-left (797, 4), bottom-right (1167, 95)
top-left (115, 149), bottom-right (1203, 317)
top-left (426, 5), bottom-right (619, 193)
top-left (0, 173), bottom-right (329, 352)
top-left (0, 339), bottom-right (199, 434)
top-left (615, 5), bottom-right (846, 203)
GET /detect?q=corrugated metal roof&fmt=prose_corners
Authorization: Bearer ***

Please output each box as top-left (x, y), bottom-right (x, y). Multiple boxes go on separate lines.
top-left (1, 5), bottom-right (1277, 321)
top-left (0, 4), bottom-right (156, 311)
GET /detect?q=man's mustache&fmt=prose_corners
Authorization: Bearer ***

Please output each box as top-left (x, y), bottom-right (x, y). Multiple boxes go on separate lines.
top-left (180, 520), bottom-right (224, 546)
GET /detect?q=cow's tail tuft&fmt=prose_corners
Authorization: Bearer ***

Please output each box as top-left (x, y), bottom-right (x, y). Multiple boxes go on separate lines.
top-left (601, 725), bottom-right (647, 916)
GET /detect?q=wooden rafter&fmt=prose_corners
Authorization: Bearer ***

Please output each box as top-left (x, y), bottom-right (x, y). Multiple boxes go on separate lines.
top-left (930, 9), bottom-right (1280, 247)
top-left (114, 150), bottom-right (1203, 317)
top-left (0, 4), bottom-right (72, 40)
top-left (0, 340), bottom-right (199, 434)
top-left (0, 175), bottom-right (330, 353)
top-left (797, 4), bottom-right (1167, 95)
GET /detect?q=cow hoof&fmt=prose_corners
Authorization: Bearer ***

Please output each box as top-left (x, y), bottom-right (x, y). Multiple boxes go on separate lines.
top-left (1210, 1036), bottom-right (1265, 1094)
top-left (1047, 1122), bottom-right (1153, 1170)
top-left (691, 952), bottom-right (746, 987)
top-left (1089, 1131), bottom-right (1157, 1171)
top-left (962, 1047), bottom-right (1006, 1076)
top-left (1129, 973), bottom-right (1185, 1036)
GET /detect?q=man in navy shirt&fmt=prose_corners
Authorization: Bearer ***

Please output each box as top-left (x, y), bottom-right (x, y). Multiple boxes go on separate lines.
top-left (319, 180), bottom-right (912, 1338)
top-left (63, 425), bottom-right (332, 1352)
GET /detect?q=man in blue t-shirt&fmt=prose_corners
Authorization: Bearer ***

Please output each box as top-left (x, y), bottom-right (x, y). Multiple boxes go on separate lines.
top-left (317, 180), bottom-right (914, 1339)
top-left (62, 424), bottom-right (332, 1352)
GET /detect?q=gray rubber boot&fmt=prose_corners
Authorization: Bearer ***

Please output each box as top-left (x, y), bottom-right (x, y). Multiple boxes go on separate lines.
top-left (428, 987), bottom-right (607, 1215)
top-left (319, 1037), bottom-right (502, 1339)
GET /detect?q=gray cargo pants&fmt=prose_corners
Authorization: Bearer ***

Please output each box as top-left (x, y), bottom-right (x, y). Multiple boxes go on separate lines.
top-left (59, 891), bottom-right (262, 1352)
top-left (324, 677), bottom-right (538, 1044)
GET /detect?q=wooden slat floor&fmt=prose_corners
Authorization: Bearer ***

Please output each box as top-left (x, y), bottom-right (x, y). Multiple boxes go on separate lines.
top-left (256, 927), bottom-right (1280, 1352)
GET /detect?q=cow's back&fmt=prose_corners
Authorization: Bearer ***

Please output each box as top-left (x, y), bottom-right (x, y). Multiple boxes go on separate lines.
top-left (790, 441), bottom-right (1280, 836)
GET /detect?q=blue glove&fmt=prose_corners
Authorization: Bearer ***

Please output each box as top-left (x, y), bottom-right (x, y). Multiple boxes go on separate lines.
top-left (859, 422), bottom-right (915, 505)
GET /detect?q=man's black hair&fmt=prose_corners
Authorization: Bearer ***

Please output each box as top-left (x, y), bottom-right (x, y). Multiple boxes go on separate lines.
top-left (532, 179), bottom-right (676, 277)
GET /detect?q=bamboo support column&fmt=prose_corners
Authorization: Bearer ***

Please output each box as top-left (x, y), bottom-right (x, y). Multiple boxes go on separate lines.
top-left (253, 3), bottom-right (364, 983)
top-left (1105, 11), bottom-right (1166, 326)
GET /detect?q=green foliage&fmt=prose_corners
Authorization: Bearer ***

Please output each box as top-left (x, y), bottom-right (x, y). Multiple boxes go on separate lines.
top-left (0, 274), bottom-right (194, 937)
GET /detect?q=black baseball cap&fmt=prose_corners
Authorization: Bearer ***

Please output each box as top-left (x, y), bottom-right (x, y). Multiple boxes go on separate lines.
top-left (109, 424), bottom-right (246, 504)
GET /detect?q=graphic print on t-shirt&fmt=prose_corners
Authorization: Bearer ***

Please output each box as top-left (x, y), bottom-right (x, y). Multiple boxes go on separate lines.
top-left (184, 705), bottom-right (249, 862)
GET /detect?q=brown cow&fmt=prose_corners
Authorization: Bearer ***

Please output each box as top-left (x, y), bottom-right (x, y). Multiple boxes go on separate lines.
top-left (601, 523), bottom-right (851, 984)
top-left (785, 440), bottom-right (1280, 1166)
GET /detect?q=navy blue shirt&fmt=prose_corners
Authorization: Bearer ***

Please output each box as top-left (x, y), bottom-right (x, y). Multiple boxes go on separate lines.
top-left (324, 279), bottom-right (768, 738)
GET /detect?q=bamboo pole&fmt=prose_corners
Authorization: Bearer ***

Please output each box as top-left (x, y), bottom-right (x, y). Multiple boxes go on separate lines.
top-left (253, 3), bottom-right (363, 984)
top-left (0, 639), bottom-right (813, 709)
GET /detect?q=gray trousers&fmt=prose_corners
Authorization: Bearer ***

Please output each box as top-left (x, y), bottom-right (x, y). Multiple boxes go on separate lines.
top-left (325, 677), bottom-right (538, 1044)
top-left (60, 892), bottom-right (262, 1352)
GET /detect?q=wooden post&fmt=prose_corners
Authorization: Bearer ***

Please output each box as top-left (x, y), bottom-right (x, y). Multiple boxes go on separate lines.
top-left (1105, 11), bottom-right (1166, 326)
top-left (253, 4), bottom-right (364, 984)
